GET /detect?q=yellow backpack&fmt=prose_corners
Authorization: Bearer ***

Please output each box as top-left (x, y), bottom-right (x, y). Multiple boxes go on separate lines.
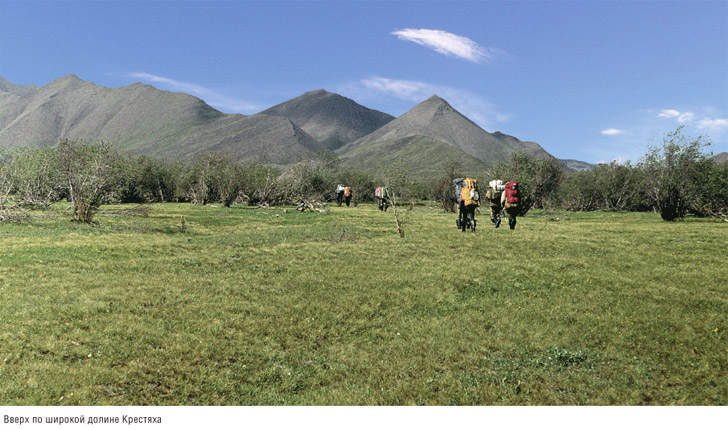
top-left (459, 178), bottom-right (480, 207)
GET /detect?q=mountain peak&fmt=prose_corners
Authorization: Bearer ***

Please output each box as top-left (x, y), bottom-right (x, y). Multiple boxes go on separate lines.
top-left (260, 90), bottom-right (395, 151)
top-left (44, 74), bottom-right (87, 90)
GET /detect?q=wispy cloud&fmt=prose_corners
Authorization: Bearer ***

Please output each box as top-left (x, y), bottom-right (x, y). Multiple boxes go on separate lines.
top-left (339, 76), bottom-right (510, 129)
top-left (391, 28), bottom-right (496, 63)
top-left (657, 109), bottom-right (695, 123)
top-left (601, 128), bottom-right (625, 136)
top-left (697, 117), bottom-right (728, 132)
top-left (127, 72), bottom-right (259, 113)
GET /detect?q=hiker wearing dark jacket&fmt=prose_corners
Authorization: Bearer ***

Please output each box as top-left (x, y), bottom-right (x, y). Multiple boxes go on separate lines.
top-left (336, 184), bottom-right (345, 207)
top-left (486, 179), bottom-right (505, 228)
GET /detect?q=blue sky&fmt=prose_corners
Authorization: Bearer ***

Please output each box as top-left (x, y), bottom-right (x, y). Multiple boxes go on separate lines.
top-left (1, 0), bottom-right (726, 163)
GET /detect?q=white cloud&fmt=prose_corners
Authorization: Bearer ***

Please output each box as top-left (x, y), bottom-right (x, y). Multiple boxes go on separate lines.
top-left (697, 118), bottom-right (728, 131)
top-left (658, 109), bottom-right (680, 118)
top-left (392, 28), bottom-right (494, 63)
top-left (359, 77), bottom-right (432, 102)
top-left (601, 128), bottom-right (625, 136)
top-left (657, 109), bottom-right (694, 123)
top-left (126, 72), bottom-right (259, 113)
top-left (343, 76), bottom-right (509, 129)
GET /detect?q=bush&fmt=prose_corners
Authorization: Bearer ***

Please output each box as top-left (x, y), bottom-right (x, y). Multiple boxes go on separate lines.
top-left (639, 127), bottom-right (716, 221)
top-left (557, 162), bottom-right (647, 212)
top-left (9, 146), bottom-right (64, 208)
top-left (55, 139), bottom-right (124, 223)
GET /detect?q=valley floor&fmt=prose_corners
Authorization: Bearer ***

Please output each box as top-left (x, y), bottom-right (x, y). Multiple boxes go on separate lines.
top-left (1, 203), bottom-right (726, 405)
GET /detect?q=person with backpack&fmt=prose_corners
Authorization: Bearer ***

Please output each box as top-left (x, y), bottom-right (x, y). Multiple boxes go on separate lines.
top-left (374, 186), bottom-right (389, 211)
top-left (335, 184), bottom-right (345, 206)
top-left (453, 177), bottom-right (480, 232)
top-left (485, 179), bottom-right (505, 228)
top-left (501, 180), bottom-right (520, 230)
top-left (343, 186), bottom-right (353, 207)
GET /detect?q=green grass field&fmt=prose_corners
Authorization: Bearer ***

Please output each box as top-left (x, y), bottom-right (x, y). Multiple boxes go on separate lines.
top-left (1, 203), bottom-right (726, 405)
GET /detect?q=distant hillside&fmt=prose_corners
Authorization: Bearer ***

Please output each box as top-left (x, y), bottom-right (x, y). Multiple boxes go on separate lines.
top-left (560, 159), bottom-right (594, 172)
top-left (0, 75), bottom-right (328, 165)
top-left (714, 152), bottom-right (728, 164)
top-left (0, 75), bottom-right (570, 176)
top-left (338, 135), bottom-right (489, 179)
top-left (336, 95), bottom-right (553, 178)
top-left (261, 90), bottom-right (394, 151)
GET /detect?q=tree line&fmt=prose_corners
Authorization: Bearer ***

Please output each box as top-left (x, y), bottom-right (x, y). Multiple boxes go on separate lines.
top-left (0, 128), bottom-right (726, 223)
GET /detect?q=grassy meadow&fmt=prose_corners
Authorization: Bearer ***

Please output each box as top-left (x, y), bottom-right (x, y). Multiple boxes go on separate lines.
top-left (0, 202), bottom-right (726, 405)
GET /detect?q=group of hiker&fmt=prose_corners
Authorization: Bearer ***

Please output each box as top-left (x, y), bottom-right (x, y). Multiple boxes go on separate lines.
top-left (453, 177), bottom-right (521, 232)
top-left (335, 178), bottom-right (522, 231)
top-left (335, 184), bottom-right (392, 212)
top-left (335, 184), bottom-right (353, 207)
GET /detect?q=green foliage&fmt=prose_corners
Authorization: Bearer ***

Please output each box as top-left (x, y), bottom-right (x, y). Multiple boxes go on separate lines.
top-left (55, 139), bottom-right (124, 223)
top-left (239, 162), bottom-right (280, 205)
top-left (273, 161), bottom-right (331, 204)
top-left (7, 146), bottom-right (64, 208)
top-left (639, 127), bottom-right (716, 221)
top-left (558, 161), bottom-right (648, 212)
top-left (114, 155), bottom-right (184, 204)
top-left (432, 159), bottom-right (462, 213)
top-left (0, 148), bottom-right (16, 211)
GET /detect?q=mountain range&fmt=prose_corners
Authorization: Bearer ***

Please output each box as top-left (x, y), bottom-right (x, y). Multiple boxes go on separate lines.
top-left (0, 75), bottom-right (592, 177)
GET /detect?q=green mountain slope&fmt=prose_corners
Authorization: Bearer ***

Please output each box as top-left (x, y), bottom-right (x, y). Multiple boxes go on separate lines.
top-left (338, 135), bottom-right (488, 179)
top-left (0, 75), bottom-right (328, 165)
top-left (336, 95), bottom-right (554, 177)
top-left (261, 89), bottom-right (395, 151)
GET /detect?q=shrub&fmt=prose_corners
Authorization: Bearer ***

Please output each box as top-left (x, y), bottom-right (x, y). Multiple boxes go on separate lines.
top-left (55, 139), bottom-right (123, 223)
top-left (639, 127), bottom-right (715, 221)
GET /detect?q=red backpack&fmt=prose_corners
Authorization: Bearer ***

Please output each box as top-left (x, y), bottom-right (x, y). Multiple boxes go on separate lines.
top-left (505, 181), bottom-right (519, 205)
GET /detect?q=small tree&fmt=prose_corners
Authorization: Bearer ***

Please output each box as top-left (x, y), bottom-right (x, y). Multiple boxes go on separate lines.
top-left (639, 127), bottom-right (712, 221)
top-left (207, 153), bottom-right (245, 207)
top-left (0, 149), bottom-right (17, 212)
top-left (55, 139), bottom-right (123, 222)
top-left (241, 162), bottom-right (280, 205)
top-left (383, 164), bottom-right (411, 238)
top-left (10, 147), bottom-right (64, 208)
top-left (432, 158), bottom-right (461, 213)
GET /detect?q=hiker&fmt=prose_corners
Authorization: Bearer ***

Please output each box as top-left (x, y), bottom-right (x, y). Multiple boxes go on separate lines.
top-left (501, 180), bottom-right (520, 230)
top-left (485, 179), bottom-right (505, 228)
top-left (453, 177), bottom-right (480, 232)
top-left (374, 186), bottom-right (390, 211)
top-left (336, 184), bottom-right (345, 206)
top-left (343, 186), bottom-right (353, 207)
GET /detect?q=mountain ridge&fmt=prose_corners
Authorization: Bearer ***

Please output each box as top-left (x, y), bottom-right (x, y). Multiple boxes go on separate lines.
top-left (0, 75), bottom-right (591, 176)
